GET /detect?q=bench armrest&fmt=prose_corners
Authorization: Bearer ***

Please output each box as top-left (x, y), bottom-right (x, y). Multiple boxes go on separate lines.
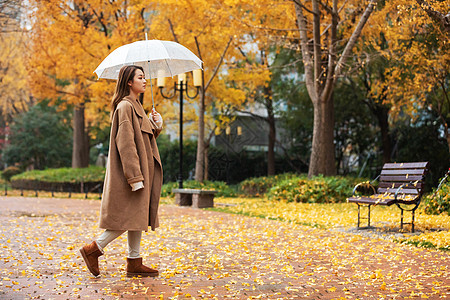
top-left (394, 181), bottom-right (420, 201)
top-left (352, 181), bottom-right (376, 196)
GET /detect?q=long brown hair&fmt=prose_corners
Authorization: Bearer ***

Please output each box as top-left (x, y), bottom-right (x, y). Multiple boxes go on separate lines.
top-left (111, 65), bottom-right (145, 116)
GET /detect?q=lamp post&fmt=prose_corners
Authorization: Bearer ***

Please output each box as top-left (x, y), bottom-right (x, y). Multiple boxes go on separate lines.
top-left (224, 125), bottom-right (242, 183)
top-left (158, 70), bottom-right (202, 188)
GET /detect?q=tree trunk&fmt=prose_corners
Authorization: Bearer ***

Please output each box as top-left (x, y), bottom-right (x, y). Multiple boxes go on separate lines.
top-left (267, 114), bottom-right (276, 176)
top-left (72, 104), bottom-right (89, 168)
top-left (203, 143), bottom-right (209, 181)
top-left (374, 105), bottom-right (392, 163)
top-left (265, 89), bottom-right (276, 176)
top-left (194, 37), bottom-right (232, 183)
top-left (445, 123), bottom-right (450, 153)
top-left (194, 88), bottom-right (205, 181)
top-left (447, 132), bottom-right (450, 153)
top-left (308, 96), bottom-right (336, 177)
top-left (294, 0), bottom-right (375, 177)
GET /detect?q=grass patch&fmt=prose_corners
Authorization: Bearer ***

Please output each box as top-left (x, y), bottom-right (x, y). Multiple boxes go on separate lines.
top-left (207, 196), bottom-right (450, 251)
top-left (395, 239), bottom-right (449, 251)
top-left (1, 188), bottom-right (102, 200)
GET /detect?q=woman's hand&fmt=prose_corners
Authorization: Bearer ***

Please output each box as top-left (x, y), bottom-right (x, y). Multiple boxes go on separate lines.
top-left (150, 108), bottom-right (163, 129)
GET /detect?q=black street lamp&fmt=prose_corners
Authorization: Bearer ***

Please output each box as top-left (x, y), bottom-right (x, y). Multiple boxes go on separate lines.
top-left (224, 125), bottom-right (242, 183)
top-left (158, 70), bottom-right (202, 188)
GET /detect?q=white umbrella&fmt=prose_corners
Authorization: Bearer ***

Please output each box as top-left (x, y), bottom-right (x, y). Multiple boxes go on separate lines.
top-left (93, 37), bottom-right (203, 106)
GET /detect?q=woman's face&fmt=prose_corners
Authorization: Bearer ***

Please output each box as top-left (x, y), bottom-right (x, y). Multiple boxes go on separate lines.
top-left (128, 69), bottom-right (146, 94)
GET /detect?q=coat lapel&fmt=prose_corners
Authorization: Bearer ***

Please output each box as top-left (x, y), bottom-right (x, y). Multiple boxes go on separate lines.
top-left (123, 96), bottom-right (155, 135)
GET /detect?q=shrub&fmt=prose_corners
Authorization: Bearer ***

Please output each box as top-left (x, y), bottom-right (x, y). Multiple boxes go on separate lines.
top-left (11, 166), bottom-right (105, 183)
top-left (161, 180), bottom-right (237, 197)
top-left (423, 180), bottom-right (450, 216)
top-left (239, 173), bottom-right (298, 196)
top-left (1, 166), bottom-right (22, 181)
top-left (267, 175), bottom-right (359, 203)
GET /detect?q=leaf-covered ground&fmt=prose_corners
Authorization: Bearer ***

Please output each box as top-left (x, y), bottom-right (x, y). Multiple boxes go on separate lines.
top-left (209, 197), bottom-right (450, 251)
top-left (0, 196), bottom-right (449, 299)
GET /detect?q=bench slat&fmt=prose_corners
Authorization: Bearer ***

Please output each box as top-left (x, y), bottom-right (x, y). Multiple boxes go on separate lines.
top-left (379, 175), bottom-right (424, 182)
top-left (383, 162), bottom-right (429, 169)
top-left (377, 188), bottom-right (420, 194)
top-left (347, 196), bottom-right (397, 206)
top-left (380, 169), bottom-right (427, 175)
top-left (348, 194), bottom-right (419, 205)
top-left (378, 182), bottom-right (424, 189)
top-left (172, 188), bottom-right (217, 195)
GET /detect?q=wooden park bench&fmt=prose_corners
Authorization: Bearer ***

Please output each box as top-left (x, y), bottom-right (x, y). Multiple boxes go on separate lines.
top-left (172, 188), bottom-right (217, 208)
top-left (347, 162), bottom-right (429, 232)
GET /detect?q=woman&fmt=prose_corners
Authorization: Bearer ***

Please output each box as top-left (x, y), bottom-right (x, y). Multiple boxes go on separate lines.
top-left (80, 65), bottom-right (163, 278)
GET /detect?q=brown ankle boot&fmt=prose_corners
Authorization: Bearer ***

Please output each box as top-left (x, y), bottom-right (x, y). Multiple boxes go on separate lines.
top-left (79, 241), bottom-right (103, 276)
top-left (126, 257), bottom-right (158, 277)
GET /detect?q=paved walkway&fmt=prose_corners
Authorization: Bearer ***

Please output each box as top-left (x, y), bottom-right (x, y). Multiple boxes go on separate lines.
top-left (0, 196), bottom-right (449, 299)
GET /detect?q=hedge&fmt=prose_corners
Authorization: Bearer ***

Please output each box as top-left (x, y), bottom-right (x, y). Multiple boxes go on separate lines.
top-left (238, 173), bottom-right (298, 196)
top-left (10, 166), bottom-right (105, 193)
top-left (162, 180), bottom-right (237, 198)
top-left (267, 175), bottom-right (361, 203)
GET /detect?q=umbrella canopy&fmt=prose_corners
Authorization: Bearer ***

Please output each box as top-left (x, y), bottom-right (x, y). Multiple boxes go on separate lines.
top-left (94, 40), bottom-right (203, 80)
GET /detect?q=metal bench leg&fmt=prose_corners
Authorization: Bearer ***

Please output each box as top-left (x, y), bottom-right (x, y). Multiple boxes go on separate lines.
top-left (400, 207), bottom-right (404, 230)
top-left (411, 206), bottom-right (419, 233)
top-left (357, 204), bottom-right (361, 227)
top-left (357, 204), bottom-right (372, 228)
top-left (397, 204), bottom-right (418, 233)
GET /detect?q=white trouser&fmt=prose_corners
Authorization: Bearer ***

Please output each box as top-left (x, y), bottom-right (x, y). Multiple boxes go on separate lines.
top-left (95, 230), bottom-right (142, 259)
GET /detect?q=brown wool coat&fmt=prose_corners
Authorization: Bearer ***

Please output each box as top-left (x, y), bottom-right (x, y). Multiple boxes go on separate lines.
top-left (99, 95), bottom-right (163, 231)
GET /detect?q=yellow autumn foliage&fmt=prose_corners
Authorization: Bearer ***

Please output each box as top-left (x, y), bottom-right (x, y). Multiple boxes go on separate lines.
top-left (363, 0), bottom-right (449, 120)
top-left (0, 31), bottom-right (31, 118)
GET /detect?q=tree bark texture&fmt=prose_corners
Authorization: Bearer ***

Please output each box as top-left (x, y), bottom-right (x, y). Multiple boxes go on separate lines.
top-left (374, 105), bottom-right (392, 164)
top-left (203, 144), bottom-right (209, 181)
top-left (309, 96), bottom-right (336, 176)
top-left (194, 88), bottom-right (206, 181)
top-left (72, 104), bottom-right (90, 168)
top-left (294, 0), bottom-right (375, 177)
top-left (265, 87), bottom-right (276, 176)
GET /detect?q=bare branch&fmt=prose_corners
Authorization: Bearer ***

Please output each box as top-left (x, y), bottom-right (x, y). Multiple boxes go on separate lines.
top-left (317, 0), bottom-right (333, 15)
top-left (312, 0), bottom-right (322, 96)
top-left (206, 126), bottom-right (216, 144)
top-left (92, 9), bottom-right (108, 37)
top-left (322, 0), bottom-right (338, 101)
top-left (204, 37), bottom-right (233, 91)
top-left (293, 0), bottom-right (316, 100)
top-left (194, 36), bottom-right (203, 61)
top-left (335, 0), bottom-right (376, 77)
top-left (292, 0), bottom-right (316, 16)
top-left (235, 109), bottom-right (268, 122)
top-left (168, 18), bottom-right (179, 43)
